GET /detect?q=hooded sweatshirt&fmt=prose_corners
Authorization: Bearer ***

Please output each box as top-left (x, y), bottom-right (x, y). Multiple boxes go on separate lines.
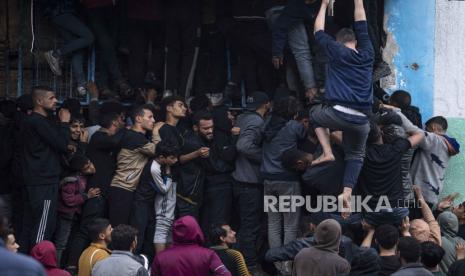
top-left (151, 216), bottom-right (231, 276)
top-left (412, 131), bottom-right (460, 204)
top-left (292, 219), bottom-right (350, 276)
top-left (438, 212), bottom-right (465, 273)
top-left (30, 241), bottom-right (71, 276)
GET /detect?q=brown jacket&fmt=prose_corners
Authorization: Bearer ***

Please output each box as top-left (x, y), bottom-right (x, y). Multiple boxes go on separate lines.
top-left (111, 129), bottom-right (160, 191)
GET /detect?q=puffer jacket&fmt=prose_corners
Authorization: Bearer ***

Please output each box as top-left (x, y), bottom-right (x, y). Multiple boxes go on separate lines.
top-left (57, 175), bottom-right (88, 217)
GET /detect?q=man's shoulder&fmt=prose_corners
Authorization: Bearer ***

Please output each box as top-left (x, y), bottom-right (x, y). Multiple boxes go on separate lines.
top-left (0, 248), bottom-right (45, 275)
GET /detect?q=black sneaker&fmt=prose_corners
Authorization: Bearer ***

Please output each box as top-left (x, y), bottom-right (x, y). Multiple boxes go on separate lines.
top-left (372, 61), bottom-right (392, 82)
top-left (44, 50), bottom-right (62, 76)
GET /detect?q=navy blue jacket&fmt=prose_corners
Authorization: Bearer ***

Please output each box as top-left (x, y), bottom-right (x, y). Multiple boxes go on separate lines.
top-left (315, 21), bottom-right (374, 112)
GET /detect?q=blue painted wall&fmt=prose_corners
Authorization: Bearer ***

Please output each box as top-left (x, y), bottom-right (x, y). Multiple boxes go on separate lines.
top-left (384, 0), bottom-right (436, 121)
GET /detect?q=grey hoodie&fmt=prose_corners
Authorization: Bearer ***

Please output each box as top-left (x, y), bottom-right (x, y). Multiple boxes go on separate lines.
top-left (411, 131), bottom-right (459, 204)
top-left (92, 251), bottom-right (148, 276)
top-left (232, 111), bottom-right (265, 184)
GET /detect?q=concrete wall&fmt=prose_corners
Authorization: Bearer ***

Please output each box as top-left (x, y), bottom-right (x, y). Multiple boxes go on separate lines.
top-left (434, 0), bottom-right (465, 200)
top-left (384, 0), bottom-right (465, 200)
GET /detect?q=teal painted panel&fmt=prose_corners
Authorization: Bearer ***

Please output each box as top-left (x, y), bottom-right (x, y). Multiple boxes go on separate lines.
top-left (440, 119), bottom-right (465, 202)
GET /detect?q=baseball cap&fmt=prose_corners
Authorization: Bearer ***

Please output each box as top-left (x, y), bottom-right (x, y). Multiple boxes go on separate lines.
top-left (246, 91), bottom-right (270, 110)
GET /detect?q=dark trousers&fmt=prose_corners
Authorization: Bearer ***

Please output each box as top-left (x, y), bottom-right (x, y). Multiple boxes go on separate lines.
top-left (176, 197), bottom-right (201, 220)
top-left (66, 196), bottom-right (106, 267)
top-left (108, 186), bottom-right (134, 227)
top-left (86, 6), bottom-right (122, 87)
top-left (165, 17), bottom-right (201, 97)
top-left (193, 24), bottom-right (227, 95)
top-left (128, 19), bottom-right (165, 88)
top-left (130, 200), bottom-right (155, 257)
top-left (232, 181), bottom-right (263, 269)
top-left (200, 179), bottom-right (233, 244)
top-left (19, 185), bottom-right (58, 254)
top-left (364, 0), bottom-right (385, 64)
top-left (51, 13), bottom-right (94, 86)
top-left (229, 21), bottom-right (276, 98)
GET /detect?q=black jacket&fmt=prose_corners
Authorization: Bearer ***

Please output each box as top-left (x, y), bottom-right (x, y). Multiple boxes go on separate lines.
top-left (265, 235), bottom-right (358, 264)
top-left (203, 106), bottom-right (237, 186)
top-left (0, 114), bottom-right (15, 194)
top-left (21, 112), bottom-right (69, 186)
top-left (177, 131), bottom-right (208, 204)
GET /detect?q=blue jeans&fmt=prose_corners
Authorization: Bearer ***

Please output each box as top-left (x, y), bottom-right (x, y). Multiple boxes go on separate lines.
top-left (266, 6), bottom-right (316, 90)
top-left (51, 13), bottom-right (94, 86)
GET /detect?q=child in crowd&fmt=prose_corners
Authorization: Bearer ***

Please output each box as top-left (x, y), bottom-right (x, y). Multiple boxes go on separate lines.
top-left (54, 155), bottom-right (99, 265)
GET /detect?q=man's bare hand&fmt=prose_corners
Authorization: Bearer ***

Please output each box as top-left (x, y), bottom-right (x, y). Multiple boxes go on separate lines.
top-left (59, 108), bottom-right (71, 123)
top-left (272, 57), bottom-right (283, 69)
top-left (87, 81), bottom-right (99, 100)
top-left (231, 127), bottom-right (241, 136)
top-left (80, 129), bottom-right (89, 143)
top-left (198, 147), bottom-right (210, 158)
top-left (399, 217), bottom-right (411, 237)
top-left (152, 122), bottom-right (165, 137)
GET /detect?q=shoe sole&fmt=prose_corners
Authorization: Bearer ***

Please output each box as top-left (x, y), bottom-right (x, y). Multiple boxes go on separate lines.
top-left (44, 52), bottom-right (62, 76)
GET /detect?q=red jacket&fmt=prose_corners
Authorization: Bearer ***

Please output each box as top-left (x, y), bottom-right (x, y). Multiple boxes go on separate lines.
top-left (57, 175), bottom-right (87, 217)
top-left (30, 241), bottom-right (71, 276)
top-left (151, 216), bottom-right (231, 276)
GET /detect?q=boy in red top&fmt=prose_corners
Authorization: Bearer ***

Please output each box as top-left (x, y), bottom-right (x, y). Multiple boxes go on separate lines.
top-left (54, 155), bottom-right (99, 265)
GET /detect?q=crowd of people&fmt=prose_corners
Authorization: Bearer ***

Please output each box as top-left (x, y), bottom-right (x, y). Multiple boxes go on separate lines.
top-left (0, 0), bottom-right (464, 276)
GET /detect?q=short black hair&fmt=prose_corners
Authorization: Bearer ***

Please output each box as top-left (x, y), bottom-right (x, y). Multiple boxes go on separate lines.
top-left (31, 86), bottom-right (54, 103)
top-left (101, 100), bottom-right (124, 116)
top-left (273, 96), bottom-right (301, 120)
top-left (99, 112), bottom-right (121, 129)
top-left (296, 109), bottom-right (309, 122)
top-left (189, 95), bottom-right (211, 113)
top-left (367, 121), bottom-right (382, 144)
top-left (281, 148), bottom-right (308, 170)
top-left (209, 223), bottom-right (228, 246)
top-left (425, 116), bottom-right (448, 131)
top-left (88, 218), bottom-right (111, 243)
top-left (68, 154), bottom-right (90, 172)
top-left (375, 224), bottom-right (399, 250)
top-left (390, 90), bottom-right (412, 109)
top-left (398, 237), bottom-right (421, 263)
top-left (192, 110), bottom-right (213, 126)
top-left (62, 98), bottom-right (82, 117)
top-left (160, 96), bottom-right (185, 121)
top-left (421, 241), bottom-right (445, 268)
top-left (155, 139), bottom-right (180, 158)
top-left (336, 28), bottom-right (356, 44)
top-left (70, 114), bottom-right (85, 125)
top-left (130, 104), bottom-right (153, 123)
top-left (111, 224), bottom-right (138, 251)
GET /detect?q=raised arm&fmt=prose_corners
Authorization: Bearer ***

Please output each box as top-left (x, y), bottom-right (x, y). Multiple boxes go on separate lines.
top-left (314, 0), bottom-right (329, 34)
top-left (354, 0), bottom-right (367, 22)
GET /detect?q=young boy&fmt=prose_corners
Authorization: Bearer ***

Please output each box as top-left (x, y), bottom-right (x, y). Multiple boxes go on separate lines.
top-left (310, 0), bottom-right (374, 214)
top-left (54, 155), bottom-right (99, 265)
top-left (131, 140), bottom-right (179, 255)
top-left (411, 116), bottom-right (460, 205)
